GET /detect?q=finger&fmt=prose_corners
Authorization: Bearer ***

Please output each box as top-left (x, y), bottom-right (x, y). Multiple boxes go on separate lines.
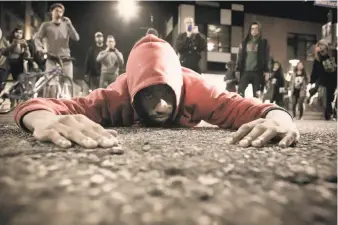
top-left (239, 124), bottom-right (268, 147)
top-left (54, 123), bottom-right (98, 148)
top-left (82, 129), bottom-right (118, 148)
top-left (34, 129), bottom-right (72, 148)
top-left (251, 128), bottom-right (278, 147)
top-left (278, 130), bottom-right (300, 148)
top-left (226, 119), bottom-right (264, 144)
top-left (106, 129), bottom-right (118, 137)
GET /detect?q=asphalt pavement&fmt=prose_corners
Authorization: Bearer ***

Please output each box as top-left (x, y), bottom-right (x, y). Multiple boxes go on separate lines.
top-left (0, 111), bottom-right (336, 225)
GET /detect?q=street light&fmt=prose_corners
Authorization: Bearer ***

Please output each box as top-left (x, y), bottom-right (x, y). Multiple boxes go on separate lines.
top-left (117, 0), bottom-right (139, 21)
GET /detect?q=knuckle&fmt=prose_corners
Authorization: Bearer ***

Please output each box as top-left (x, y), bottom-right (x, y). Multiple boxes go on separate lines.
top-left (59, 115), bottom-right (73, 124)
top-left (75, 114), bottom-right (87, 121)
top-left (255, 124), bottom-right (266, 130)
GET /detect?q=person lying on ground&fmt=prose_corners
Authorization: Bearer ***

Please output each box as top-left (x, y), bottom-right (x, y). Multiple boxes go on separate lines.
top-left (14, 35), bottom-right (299, 149)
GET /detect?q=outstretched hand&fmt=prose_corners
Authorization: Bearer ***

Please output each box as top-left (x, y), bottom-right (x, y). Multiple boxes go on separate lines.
top-left (226, 118), bottom-right (300, 148)
top-left (24, 112), bottom-right (119, 148)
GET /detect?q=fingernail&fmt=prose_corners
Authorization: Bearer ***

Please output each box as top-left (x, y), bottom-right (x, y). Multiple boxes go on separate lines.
top-left (239, 140), bottom-right (249, 146)
top-left (252, 140), bottom-right (262, 146)
top-left (57, 140), bottom-right (71, 148)
top-left (101, 138), bottom-right (117, 147)
top-left (82, 138), bottom-right (97, 147)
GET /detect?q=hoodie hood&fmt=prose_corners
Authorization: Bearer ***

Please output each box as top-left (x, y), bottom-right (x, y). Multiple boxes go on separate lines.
top-left (126, 34), bottom-right (183, 119)
top-left (245, 21), bottom-right (262, 41)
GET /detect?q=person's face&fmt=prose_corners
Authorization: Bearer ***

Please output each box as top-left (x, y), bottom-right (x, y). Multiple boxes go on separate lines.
top-left (138, 84), bottom-right (175, 123)
top-left (95, 35), bottom-right (104, 44)
top-left (51, 7), bottom-right (64, 20)
top-left (297, 62), bottom-right (304, 70)
top-left (273, 63), bottom-right (280, 72)
top-left (14, 29), bottom-right (23, 39)
top-left (185, 18), bottom-right (194, 32)
top-left (250, 24), bottom-right (259, 37)
top-left (107, 38), bottom-right (116, 49)
top-left (319, 44), bottom-right (328, 56)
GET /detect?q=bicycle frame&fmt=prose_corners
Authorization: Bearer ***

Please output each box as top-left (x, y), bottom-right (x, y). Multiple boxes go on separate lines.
top-left (31, 67), bottom-right (64, 95)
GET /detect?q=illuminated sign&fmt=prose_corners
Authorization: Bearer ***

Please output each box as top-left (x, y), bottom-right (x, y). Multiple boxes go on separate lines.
top-left (314, 0), bottom-right (337, 8)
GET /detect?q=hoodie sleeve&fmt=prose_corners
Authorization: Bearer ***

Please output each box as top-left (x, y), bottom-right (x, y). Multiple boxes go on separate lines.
top-left (263, 40), bottom-right (270, 73)
top-left (14, 74), bottom-right (131, 131)
top-left (182, 75), bottom-right (288, 129)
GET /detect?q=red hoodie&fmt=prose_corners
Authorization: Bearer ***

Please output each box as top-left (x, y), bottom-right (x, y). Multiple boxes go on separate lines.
top-left (14, 35), bottom-right (281, 131)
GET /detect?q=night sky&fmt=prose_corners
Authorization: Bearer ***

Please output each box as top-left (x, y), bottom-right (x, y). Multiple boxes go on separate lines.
top-left (22, 1), bottom-right (338, 77)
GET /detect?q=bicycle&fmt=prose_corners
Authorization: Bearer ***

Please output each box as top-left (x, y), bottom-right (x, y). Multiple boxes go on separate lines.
top-left (0, 54), bottom-right (75, 113)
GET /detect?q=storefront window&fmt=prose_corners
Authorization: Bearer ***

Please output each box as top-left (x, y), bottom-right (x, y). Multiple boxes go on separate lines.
top-left (207, 24), bottom-right (231, 53)
top-left (287, 33), bottom-right (317, 61)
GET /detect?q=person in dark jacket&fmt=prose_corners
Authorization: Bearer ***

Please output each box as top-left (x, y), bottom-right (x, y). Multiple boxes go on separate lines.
top-left (291, 61), bottom-right (309, 120)
top-left (264, 61), bottom-right (285, 107)
top-left (175, 17), bottom-right (207, 74)
top-left (84, 32), bottom-right (105, 91)
top-left (224, 61), bottom-right (237, 92)
top-left (236, 21), bottom-right (270, 98)
top-left (309, 40), bottom-right (337, 120)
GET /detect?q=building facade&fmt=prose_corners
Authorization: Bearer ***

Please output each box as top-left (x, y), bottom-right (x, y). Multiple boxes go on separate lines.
top-left (0, 1), bottom-right (46, 40)
top-left (164, 2), bottom-right (324, 75)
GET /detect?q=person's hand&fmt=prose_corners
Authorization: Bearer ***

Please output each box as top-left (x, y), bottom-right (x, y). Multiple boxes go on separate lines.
top-left (192, 26), bottom-right (199, 34)
top-left (26, 113), bottom-right (119, 148)
top-left (226, 112), bottom-right (299, 148)
top-left (264, 72), bottom-right (270, 81)
top-left (63, 16), bottom-right (72, 25)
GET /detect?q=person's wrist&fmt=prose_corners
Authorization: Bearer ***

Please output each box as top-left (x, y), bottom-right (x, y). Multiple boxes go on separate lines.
top-left (23, 110), bottom-right (55, 131)
top-left (265, 109), bottom-right (294, 126)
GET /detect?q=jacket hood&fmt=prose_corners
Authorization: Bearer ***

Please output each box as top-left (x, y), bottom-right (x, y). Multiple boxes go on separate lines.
top-left (126, 34), bottom-right (183, 119)
top-left (245, 21), bottom-right (262, 40)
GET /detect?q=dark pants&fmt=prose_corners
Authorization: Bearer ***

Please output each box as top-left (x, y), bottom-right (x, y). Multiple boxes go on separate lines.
top-left (325, 82), bottom-right (336, 120)
top-left (292, 89), bottom-right (305, 118)
top-left (238, 71), bottom-right (262, 98)
top-left (180, 55), bottom-right (201, 74)
top-left (88, 76), bottom-right (100, 91)
top-left (0, 68), bottom-right (9, 93)
top-left (271, 91), bottom-right (284, 107)
top-left (8, 58), bottom-right (24, 81)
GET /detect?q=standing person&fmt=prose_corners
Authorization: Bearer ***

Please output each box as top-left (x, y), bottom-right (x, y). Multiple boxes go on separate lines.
top-left (0, 28), bottom-right (10, 94)
top-left (264, 61), bottom-right (285, 107)
top-left (308, 40), bottom-right (337, 120)
top-left (97, 35), bottom-right (124, 88)
top-left (236, 21), bottom-right (270, 98)
top-left (291, 61), bottom-right (309, 120)
top-left (224, 61), bottom-right (237, 92)
top-left (84, 32), bottom-right (105, 92)
top-left (34, 3), bottom-right (80, 98)
top-left (0, 25), bottom-right (31, 82)
top-left (175, 17), bottom-right (207, 74)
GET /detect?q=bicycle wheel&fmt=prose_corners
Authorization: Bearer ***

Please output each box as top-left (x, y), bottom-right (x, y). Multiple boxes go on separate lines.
top-left (57, 75), bottom-right (74, 99)
top-left (0, 82), bottom-right (26, 114)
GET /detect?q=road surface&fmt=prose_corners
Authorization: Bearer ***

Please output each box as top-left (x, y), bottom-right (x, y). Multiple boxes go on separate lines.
top-left (0, 112), bottom-right (336, 225)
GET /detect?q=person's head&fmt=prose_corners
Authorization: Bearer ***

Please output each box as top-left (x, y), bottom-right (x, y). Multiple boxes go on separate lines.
top-left (250, 22), bottom-right (260, 37)
top-left (106, 35), bottom-right (116, 49)
top-left (50, 3), bottom-right (65, 21)
top-left (134, 84), bottom-right (176, 124)
top-left (127, 35), bottom-right (183, 127)
top-left (318, 42), bottom-right (329, 57)
top-left (296, 61), bottom-right (304, 70)
top-left (184, 17), bottom-right (194, 33)
top-left (12, 26), bottom-right (23, 40)
top-left (273, 62), bottom-right (280, 72)
top-left (146, 28), bottom-right (159, 37)
top-left (95, 32), bottom-right (104, 44)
